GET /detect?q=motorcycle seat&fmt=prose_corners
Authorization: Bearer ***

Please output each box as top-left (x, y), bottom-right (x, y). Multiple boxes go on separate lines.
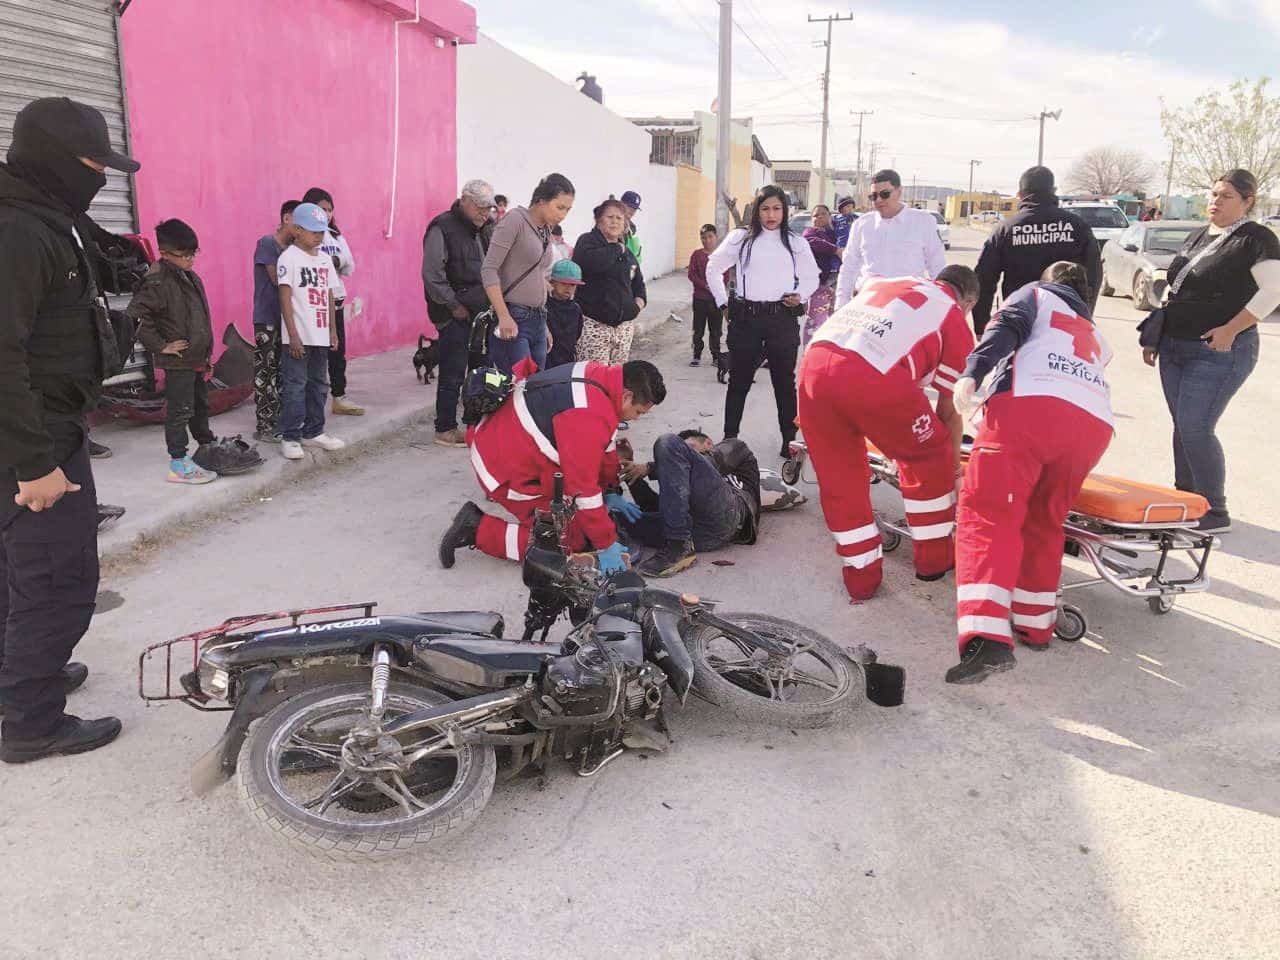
top-left (411, 611), bottom-right (505, 638)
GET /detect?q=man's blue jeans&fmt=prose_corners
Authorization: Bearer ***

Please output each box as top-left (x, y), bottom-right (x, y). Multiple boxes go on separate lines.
top-left (280, 345), bottom-right (330, 442)
top-left (489, 304), bottom-right (548, 374)
top-left (622, 434), bottom-right (746, 550)
top-left (1158, 327), bottom-right (1258, 515)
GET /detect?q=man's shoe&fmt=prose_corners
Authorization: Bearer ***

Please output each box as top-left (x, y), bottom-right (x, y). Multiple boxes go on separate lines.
top-left (253, 429), bottom-right (282, 444)
top-left (945, 637), bottom-right (1016, 685)
top-left (88, 439), bottom-right (112, 459)
top-left (332, 396), bottom-right (366, 416)
top-left (689, 357), bottom-right (701, 367)
top-left (167, 456), bottom-right (218, 485)
top-left (1194, 511), bottom-right (1231, 534)
top-left (302, 433), bottom-right (346, 451)
top-left (434, 428), bottom-right (467, 448)
top-left (0, 663), bottom-right (88, 716)
top-left (639, 539), bottom-right (697, 578)
top-left (440, 503), bottom-right (484, 569)
top-left (281, 440), bottom-right (305, 460)
top-left (1, 715), bottom-right (122, 764)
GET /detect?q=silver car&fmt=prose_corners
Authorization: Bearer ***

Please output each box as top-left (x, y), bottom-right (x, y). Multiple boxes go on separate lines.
top-left (1100, 220), bottom-right (1201, 309)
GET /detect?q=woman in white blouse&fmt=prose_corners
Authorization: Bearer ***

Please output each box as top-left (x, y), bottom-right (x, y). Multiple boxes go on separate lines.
top-left (707, 185), bottom-right (820, 458)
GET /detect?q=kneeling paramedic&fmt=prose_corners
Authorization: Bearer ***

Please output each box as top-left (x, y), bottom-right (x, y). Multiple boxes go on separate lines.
top-left (439, 360), bottom-right (666, 574)
top-left (947, 261), bottom-right (1114, 684)
top-left (797, 266), bottom-right (979, 601)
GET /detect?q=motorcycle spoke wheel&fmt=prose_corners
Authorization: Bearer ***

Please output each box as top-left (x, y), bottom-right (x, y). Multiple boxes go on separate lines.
top-left (685, 613), bottom-right (860, 728)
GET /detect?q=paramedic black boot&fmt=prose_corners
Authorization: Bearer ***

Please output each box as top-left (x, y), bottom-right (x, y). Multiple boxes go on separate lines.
top-left (439, 502), bottom-right (484, 569)
top-left (945, 637), bottom-right (1016, 684)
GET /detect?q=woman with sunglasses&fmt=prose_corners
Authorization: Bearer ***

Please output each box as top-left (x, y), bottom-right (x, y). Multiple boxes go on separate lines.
top-left (706, 185), bottom-right (820, 458)
top-left (836, 169), bottom-right (945, 310)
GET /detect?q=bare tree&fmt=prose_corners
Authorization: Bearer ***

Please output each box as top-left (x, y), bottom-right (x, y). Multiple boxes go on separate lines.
top-left (1065, 147), bottom-right (1157, 195)
top-left (1161, 77), bottom-right (1280, 194)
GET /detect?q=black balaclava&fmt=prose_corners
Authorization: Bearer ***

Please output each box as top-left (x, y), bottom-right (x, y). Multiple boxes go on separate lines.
top-left (6, 124), bottom-right (107, 214)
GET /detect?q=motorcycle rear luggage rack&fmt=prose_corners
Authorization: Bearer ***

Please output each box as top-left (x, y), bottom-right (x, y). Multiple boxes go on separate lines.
top-left (137, 602), bottom-right (378, 708)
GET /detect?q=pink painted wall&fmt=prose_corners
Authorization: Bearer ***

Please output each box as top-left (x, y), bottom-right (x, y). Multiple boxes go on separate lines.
top-left (119, 0), bottom-right (476, 358)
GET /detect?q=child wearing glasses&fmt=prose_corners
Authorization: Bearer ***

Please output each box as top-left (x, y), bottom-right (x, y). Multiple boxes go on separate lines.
top-left (128, 218), bottom-right (220, 485)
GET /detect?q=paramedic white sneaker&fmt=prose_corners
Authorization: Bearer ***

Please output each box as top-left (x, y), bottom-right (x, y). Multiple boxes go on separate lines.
top-left (280, 440), bottom-right (304, 460)
top-left (1193, 511), bottom-right (1231, 534)
top-left (302, 434), bottom-right (346, 452)
top-left (945, 637), bottom-right (1016, 684)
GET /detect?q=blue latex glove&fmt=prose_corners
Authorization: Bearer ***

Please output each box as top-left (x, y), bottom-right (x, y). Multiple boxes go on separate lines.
top-left (605, 492), bottom-right (644, 523)
top-left (597, 541), bottom-right (629, 575)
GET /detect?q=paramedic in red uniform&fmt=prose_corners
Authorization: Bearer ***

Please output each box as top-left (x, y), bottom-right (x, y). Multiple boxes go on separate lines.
top-left (946, 261), bottom-right (1114, 684)
top-left (797, 265), bottom-right (980, 601)
top-left (438, 360), bottom-right (666, 574)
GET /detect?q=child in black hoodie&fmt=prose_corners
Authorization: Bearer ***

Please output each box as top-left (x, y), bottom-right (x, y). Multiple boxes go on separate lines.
top-left (545, 259), bottom-right (585, 369)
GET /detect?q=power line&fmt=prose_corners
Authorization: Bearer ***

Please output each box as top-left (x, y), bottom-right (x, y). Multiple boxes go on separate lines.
top-left (671, 0), bottom-right (718, 51)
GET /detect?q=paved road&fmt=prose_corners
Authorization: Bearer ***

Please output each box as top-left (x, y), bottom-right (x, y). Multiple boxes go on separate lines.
top-left (3, 226), bottom-right (1277, 959)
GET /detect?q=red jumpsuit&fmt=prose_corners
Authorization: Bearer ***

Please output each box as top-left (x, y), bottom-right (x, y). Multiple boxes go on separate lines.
top-left (467, 361), bottom-right (622, 562)
top-left (797, 277), bottom-right (975, 601)
top-left (955, 283), bottom-right (1114, 651)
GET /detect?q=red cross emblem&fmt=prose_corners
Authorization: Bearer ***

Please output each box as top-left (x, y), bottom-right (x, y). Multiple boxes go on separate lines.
top-left (860, 278), bottom-right (929, 310)
top-left (1049, 311), bottom-right (1100, 363)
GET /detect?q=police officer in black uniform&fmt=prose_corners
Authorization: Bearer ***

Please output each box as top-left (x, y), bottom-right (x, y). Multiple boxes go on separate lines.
top-left (0, 98), bottom-right (139, 763)
top-left (972, 165), bottom-right (1101, 334)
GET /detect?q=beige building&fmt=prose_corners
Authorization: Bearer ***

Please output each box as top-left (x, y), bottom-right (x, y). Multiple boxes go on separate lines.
top-left (633, 112), bottom-right (772, 267)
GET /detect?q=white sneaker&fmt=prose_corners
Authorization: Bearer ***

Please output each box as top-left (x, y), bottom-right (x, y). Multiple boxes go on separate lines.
top-left (281, 440), bottom-right (304, 460)
top-left (302, 433), bottom-right (346, 452)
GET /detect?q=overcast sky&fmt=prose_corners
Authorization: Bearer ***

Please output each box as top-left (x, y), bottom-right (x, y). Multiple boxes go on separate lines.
top-left (473, 0), bottom-right (1276, 194)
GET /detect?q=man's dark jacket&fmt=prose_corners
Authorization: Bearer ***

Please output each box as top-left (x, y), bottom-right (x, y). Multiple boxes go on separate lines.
top-left (423, 201), bottom-right (490, 328)
top-left (572, 228), bottom-right (647, 328)
top-left (972, 193), bottom-right (1101, 333)
top-left (0, 163), bottom-right (116, 482)
top-left (127, 259), bottom-right (214, 371)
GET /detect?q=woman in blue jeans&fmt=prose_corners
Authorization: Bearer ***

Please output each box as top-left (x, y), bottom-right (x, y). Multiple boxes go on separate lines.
top-left (1144, 169), bottom-right (1280, 532)
top-left (480, 173), bottom-right (575, 373)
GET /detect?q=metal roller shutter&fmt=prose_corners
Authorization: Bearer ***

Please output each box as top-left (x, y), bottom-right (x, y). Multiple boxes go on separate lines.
top-left (0, 0), bottom-right (135, 233)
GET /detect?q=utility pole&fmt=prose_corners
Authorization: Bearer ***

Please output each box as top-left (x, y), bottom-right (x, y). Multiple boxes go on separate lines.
top-left (967, 159), bottom-right (982, 218)
top-left (1037, 108), bottom-right (1061, 166)
top-left (910, 173), bottom-right (917, 207)
top-left (850, 109), bottom-right (873, 205)
top-left (715, 0), bottom-right (733, 235)
top-left (1164, 138), bottom-right (1178, 200)
top-left (809, 12), bottom-right (854, 207)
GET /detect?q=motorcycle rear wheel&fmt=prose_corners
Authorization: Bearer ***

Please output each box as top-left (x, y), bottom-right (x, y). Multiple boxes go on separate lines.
top-left (236, 681), bottom-right (496, 863)
top-left (683, 613), bottom-right (860, 728)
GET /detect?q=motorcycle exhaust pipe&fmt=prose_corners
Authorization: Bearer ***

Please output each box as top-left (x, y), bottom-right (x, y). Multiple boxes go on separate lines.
top-left (382, 686), bottom-right (532, 737)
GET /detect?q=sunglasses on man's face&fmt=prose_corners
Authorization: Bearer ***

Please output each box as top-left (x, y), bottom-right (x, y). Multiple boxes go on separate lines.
top-left (869, 189), bottom-right (894, 201)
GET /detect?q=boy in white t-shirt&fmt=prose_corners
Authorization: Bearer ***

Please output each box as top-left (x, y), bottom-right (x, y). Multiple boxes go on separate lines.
top-left (276, 202), bottom-right (346, 460)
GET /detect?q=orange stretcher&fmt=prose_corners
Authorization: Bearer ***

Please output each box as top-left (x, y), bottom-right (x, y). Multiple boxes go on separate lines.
top-left (781, 439), bottom-right (1218, 641)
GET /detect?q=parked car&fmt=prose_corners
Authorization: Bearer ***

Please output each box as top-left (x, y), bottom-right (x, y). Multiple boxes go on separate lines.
top-left (928, 210), bottom-right (950, 249)
top-left (789, 212), bottom-right (813, 235)
top-left (1100, 220), bottom-right (1200, 310)
top-left (1061, 200), bottom-right (1130, 250)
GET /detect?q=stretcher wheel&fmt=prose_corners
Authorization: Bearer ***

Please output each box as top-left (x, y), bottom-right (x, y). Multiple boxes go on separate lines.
top-left (1054, 604), bottom-right (1087, 642)
top-left (880, 529), bottom-right (902, 553)
top-left (781, 457), bottom-right (802, 487)
top-left (1147, 594), bottom-right (1175, 615)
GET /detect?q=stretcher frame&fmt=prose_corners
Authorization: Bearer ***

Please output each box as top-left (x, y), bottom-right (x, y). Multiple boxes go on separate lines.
top-left (784, 440), bottom-right (1218, 641)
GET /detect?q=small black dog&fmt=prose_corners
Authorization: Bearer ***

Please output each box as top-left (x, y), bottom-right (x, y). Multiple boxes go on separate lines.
top-left (413, 334), bottom-right (440, 384)
top-left (712, 350), bottom-right (730, 384)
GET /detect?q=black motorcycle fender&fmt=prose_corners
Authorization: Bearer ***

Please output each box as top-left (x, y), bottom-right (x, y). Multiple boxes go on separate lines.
top-left (643, 607), bottom-right (694, 703)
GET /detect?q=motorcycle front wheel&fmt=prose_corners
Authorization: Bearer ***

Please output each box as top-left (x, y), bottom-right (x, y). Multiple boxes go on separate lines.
top-left (236, 681), bottom-right (496, 863)
top-left (682, 613), bottom-right (860, 728)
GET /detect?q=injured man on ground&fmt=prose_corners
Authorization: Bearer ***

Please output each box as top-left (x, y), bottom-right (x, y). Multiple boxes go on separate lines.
top-left (612, 431), bottom-right (805, 577)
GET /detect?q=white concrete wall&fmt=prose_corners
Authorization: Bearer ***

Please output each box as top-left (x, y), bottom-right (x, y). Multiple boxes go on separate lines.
top-left (456, 34), bottom-right (676, 278)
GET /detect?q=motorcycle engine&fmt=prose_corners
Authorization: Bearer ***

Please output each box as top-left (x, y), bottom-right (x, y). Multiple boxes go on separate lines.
top-left (540, 623), bottom-right (662, 721)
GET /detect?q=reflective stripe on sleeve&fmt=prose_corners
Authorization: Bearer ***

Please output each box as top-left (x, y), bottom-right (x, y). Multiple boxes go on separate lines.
top-left (504, 523), bottom-right (521, 561)
top-left (576, 493), bottom-right (604, 510)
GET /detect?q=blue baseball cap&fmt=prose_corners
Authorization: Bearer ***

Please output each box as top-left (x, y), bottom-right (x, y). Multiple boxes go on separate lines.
top-left (292, 202), bottom-right (329, 233)
top-left (549, 259), bottom-right (584, 284)
top-left (620, 190), bottom-right (642, 210)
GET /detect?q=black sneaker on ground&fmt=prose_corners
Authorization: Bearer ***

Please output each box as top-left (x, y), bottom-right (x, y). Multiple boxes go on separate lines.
top-left (639, 539), bottom-right (697, 578)
top-left (1193, 511), bottom-right (1231, 534)
top-left (439, 502), bottom-right (484, 569)
top-left (1, 715), bottom-right (122, 764)
top-left (690, 357), bottom-right (701, 367)
top-left (945, 637), bottom-right (1016, 685)
top-left (88, 439), bottom-right (112, 459)
top-left (0, 662), bottom-right (89, 716)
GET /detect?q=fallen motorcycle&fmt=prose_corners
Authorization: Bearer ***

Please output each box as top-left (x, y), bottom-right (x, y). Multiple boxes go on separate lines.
top-left (139, 477), bottom-right (904, 862)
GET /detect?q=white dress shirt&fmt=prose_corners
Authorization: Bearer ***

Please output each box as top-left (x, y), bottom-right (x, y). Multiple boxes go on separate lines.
top-left (706, 227), bottom-right (821, 307)
top-left (836, 206), bottom-right (946, 309)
